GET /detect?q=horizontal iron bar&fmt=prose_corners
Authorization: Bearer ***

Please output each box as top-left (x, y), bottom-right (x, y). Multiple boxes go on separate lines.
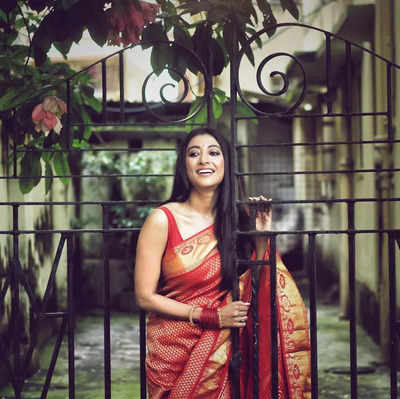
top-left (16, 147), bottom-right (176, 153)
top-left (0, 198), bottom-right (399, 207)
top-left (234, 111), bottom-right (388, 120)
top-left (237, 197), bottom-right (400, 204)
top-left (0, 173), bottom-right (174, 179)
top-left (39, 312), bottom-right (68, 319)
top-left (237, 229), bottom-right (400, 235)
top-left (70, 121), bottom-right (207, 127)
top-left (0, 228), bottom-right (398, 235)
top-left (3, 167), bottom-right (399, 180)
top-left (236, 138), bottom-right (400, 148)
top-left (237, 167), bottom-right (400, 176)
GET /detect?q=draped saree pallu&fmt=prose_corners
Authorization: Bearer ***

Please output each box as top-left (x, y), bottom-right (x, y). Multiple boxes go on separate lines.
top-left (146, 207), bottom-right (311, 399)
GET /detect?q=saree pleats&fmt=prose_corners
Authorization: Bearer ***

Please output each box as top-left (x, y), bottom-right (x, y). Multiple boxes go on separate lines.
top-left (146, 208), bottom-right (311, 398)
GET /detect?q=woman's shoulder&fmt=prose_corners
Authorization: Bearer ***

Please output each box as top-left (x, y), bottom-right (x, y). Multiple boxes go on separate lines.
top-left (158, 202), bottom-right (185, 215)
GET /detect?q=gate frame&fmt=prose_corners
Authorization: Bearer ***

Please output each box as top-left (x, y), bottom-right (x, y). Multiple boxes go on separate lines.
top-left (0, 22), bottom-right (399, 399)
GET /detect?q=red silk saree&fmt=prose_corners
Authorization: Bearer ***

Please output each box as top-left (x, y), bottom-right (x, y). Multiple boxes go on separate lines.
top-left (145, 207), bottom-right (311, 398)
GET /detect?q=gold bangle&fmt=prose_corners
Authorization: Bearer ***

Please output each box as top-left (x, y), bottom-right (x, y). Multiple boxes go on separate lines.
top-left (188, 305), bottom-right (196, 326)
top-left (217, 308), bottom-right (223, 329)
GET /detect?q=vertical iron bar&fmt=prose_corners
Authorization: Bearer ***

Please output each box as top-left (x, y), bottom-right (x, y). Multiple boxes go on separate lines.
top-left (249, 204), bottom-right (260, 398)
top-left (270, 235), bottom-right (278, 399)
top-left (206, 49), bottom-right (214, 127)
top-left (102, 205), bottom-right (112, 399)
top-left (387, 64), bottom-right (393, 142)
top-left (308, 233), bottom-right (318, 398)
top-left (325, 33), bottom-right (332, 114)
top-left (102, 60), bottom-right (107, 123)
top-left (251, 265), bottom-right (260, 399)
top-left (66, 80), bottom-right (71, 150)
top-left (229, 27), bottom-right (240, 399)
top-left (11, 205), bottom-right (21, 398)
top-left (388, 234), bottom-right (398, 399)
top-left (67, 233), bottom-right (75, 399)
top-left (140, 310), bottom-right (147, 399)
top-left (119, 52), bottom-right (125, 123)
top-left (345, 43), bottom-right (357, 398)
top-left (13, 133), bottom-right (17, 177)
top-left (347, 201), bottom-right (357, 398)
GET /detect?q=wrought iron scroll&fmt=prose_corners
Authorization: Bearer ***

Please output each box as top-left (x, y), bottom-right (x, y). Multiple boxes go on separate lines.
top-left (140, 41), bottom-right (211, 123)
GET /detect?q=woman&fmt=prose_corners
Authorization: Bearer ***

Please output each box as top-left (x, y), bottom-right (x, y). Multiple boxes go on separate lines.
top-left (134, 128), bottom-right (311, 398)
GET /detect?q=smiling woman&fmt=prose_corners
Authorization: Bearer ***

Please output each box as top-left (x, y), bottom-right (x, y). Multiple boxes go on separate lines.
top-left (134, 128), bottom-right (311, 398)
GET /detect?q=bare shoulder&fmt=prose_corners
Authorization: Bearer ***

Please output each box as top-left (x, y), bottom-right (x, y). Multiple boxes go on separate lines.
top-left (142, 207), bottom-right (168, 232)
top-left (162, 202), bottom-right (185, 215)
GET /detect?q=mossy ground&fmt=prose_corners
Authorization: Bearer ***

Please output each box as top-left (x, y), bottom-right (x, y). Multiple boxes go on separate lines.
top-left (0, 304), bottom-right (398, 398)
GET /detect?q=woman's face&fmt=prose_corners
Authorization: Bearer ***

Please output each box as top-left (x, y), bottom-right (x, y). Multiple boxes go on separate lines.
top-left (185, 133), bottom-right (225, 191)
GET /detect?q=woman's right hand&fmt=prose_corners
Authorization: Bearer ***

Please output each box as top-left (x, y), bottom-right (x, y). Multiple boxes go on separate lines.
top-left (219, 301), bottom-right (250, 328)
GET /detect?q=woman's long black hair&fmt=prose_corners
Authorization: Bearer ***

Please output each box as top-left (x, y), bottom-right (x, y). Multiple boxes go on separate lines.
top-left (166, 127), bottom-right (236, 290)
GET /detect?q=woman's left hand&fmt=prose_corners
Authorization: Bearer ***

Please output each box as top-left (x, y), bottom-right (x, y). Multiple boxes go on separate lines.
top-left (248, 195), bottom-right (272, 258)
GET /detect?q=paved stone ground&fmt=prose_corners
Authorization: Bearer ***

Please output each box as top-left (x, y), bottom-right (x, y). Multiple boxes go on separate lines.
top-left (0, 303), bottom-right (398, 398)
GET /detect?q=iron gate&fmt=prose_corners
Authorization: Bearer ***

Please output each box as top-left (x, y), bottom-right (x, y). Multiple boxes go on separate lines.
top-left (0, 22), bottom-right (399, 399)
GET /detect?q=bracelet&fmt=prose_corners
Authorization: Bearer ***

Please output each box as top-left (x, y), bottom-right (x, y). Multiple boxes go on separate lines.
top-left (199, 308), bottom-right (220, 329)
top-left (188, 305), bottom-right (197, 326)
top-left (217, 308), bottom-right (223, 328)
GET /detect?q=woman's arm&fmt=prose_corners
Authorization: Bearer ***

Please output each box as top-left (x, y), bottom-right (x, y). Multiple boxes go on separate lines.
top-left (134, 208), bottom-right (199, 320)
top-left (135, 208), bottom-right (250, 327)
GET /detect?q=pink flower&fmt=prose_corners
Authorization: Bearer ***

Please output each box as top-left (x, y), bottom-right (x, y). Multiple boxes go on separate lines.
top-left (42, 96), bottom-right (67, 118)
top-left (106, 1), bottom-right (160, 46)
top-left (32, 96), bottom-right (66, 135)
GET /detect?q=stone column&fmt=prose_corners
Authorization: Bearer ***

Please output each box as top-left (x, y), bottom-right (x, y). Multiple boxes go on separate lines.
top-left (374, 0), bottom-right (394, 363)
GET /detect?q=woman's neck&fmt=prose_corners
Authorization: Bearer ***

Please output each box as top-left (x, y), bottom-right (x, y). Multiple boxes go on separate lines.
top-left (186, 189), bottom-right (217, 218)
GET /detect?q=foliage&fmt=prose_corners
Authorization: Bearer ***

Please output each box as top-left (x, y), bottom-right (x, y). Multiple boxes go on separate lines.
top-left (82, 149), bottom-right (176, 226)
top-left (0, 0), bottom-right (299, 194)
top-left (0, 3), bottom-right (101, 194)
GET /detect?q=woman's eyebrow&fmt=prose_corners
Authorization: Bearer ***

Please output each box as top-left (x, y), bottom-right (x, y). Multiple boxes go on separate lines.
top-left (187, 144), bottom-right (221, 152)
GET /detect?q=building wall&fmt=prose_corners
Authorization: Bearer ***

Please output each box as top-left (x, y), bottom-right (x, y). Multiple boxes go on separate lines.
top-left (0, 124), bottom-right (74, 385)
top-left (293, 0), bottom-right (400, 359)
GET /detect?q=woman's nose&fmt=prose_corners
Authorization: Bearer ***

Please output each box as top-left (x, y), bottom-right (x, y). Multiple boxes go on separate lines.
top-left (199, 152), bottom-right (209, 164)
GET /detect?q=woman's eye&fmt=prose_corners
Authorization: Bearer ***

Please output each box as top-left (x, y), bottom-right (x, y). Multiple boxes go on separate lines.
top-left (210, 151), bottom-right (220, 156)
top-left (189, 152), bottom-right (199, 157)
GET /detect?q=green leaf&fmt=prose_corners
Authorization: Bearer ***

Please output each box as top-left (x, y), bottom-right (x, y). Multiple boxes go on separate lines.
top-left (0, 85), bottom-right (37, 112)
top-left (185, 97), bottom-right (207, 132)
top-left (42, 149), bottom-right (53, 163)
top-left (209, 38), bottom-right (225, 75)
top-left (280, 0), bottom-right (299, 20)
top-left (45, 161), bottom-right (53, 194)
top-left (212, 95), bottom-right (223, 119)
top-left (264, 11), bottom-right (277, 37)
top-left (207, 6), bottom-right (229, 23)
top-left (87, 11), bottom-right (109, 47)
top-left (83, 93), bottom-right (102, 113)
top-left (151, 43), bottom-right (171, 76)
top-left (256, 0), bottom-right (273, 15)
top-left (0, 9), bottom-right (7, 22)
top-left (173, 26), bottom-right (192, 50)
top-left (237, 101), bottom-right (258, 125)
top-left (142, 23), bottom-right (167, 49)
top-left (81, 108), bottom-right (92, 140)
top-left (53, 40), bottom-right (73, 58)
top-left (19, 150), bottom-right (42, 194)
top-left (223, 21), bottom-right (235, 56)
top-left (53, 152), bottom-right (70, 185)
top-left (237, 28), bottom-right (254, 66)
top-left (212, 88), bottom-right (228, 104)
